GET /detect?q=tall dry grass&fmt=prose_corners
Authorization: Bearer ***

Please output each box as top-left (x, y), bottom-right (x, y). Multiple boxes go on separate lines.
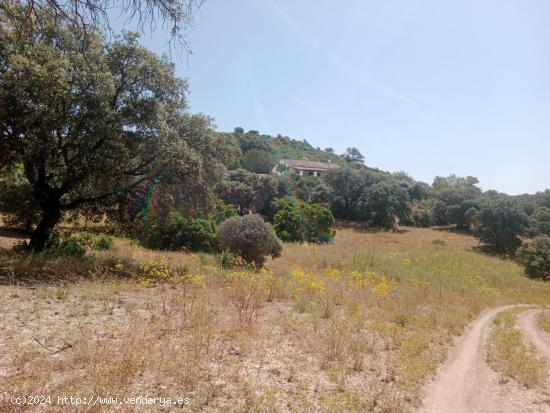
top-left (1, 227), bottom-right (550, 412)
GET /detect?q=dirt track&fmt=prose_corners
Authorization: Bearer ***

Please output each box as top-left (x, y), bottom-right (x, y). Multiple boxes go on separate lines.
top-left (419, 305), bottom-right (550, 413)
top-left (518, 310), bottom-right (550, 362)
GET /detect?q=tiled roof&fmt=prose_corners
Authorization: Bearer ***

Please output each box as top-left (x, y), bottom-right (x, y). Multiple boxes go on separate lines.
top-left (281, 159), bottom-right (339, 171)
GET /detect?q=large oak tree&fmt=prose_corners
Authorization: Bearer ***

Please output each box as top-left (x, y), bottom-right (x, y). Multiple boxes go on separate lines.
top-left (0, 8), bottom-right (221, 250)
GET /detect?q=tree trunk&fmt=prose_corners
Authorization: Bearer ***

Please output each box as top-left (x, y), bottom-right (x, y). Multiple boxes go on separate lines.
top-left (29, 208), bottom-right (62, 251)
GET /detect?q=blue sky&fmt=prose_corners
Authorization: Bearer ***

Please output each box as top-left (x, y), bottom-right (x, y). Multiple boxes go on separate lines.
top-left (114, 0), bottom-right (550, 195)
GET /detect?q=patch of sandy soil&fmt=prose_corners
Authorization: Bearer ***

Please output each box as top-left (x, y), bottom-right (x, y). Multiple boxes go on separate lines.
top-left (419, 305), bottom-right (550, 413)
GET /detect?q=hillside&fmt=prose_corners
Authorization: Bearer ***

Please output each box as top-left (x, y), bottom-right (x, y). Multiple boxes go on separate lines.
top-left (224, 128), bottom-right (343, 164)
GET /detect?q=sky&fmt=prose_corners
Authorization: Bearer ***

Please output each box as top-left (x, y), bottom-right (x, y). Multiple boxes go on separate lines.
top-left (113, 0), bottom-right (550, 195)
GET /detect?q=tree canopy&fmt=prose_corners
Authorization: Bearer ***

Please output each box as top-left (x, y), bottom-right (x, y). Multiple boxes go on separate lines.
top-left (472, 197), bottom-right (528, 254)
top-left (0, 9), bottom-right (236, 249)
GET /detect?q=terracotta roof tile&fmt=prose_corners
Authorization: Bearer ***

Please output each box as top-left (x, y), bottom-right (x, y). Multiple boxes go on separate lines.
top-left (281, 159), bottom-right (339, 171)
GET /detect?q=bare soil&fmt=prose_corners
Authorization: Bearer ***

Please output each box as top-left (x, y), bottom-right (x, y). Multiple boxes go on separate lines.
top-left (420, 306), bottom-right (550, 413)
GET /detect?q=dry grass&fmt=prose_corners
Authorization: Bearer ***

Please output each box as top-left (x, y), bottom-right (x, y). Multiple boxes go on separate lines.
top-left (486, 309), bottom-right (548, 388)
top-left (538, 308), bottom-right (550, 333)
top-left (1, 227), bottom-right (550, 412)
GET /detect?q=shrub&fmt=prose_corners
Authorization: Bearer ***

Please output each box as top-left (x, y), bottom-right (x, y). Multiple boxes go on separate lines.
top-left (95, 235), bottom-right (114, 250)
top-left (44, 230), bottom-right (87, 258)
top-left (274, 201), bottom-right (303, 242)
top-left (216, 214), bottom-right (282, 269)
top-left (528, 207), bottom-right (550, 237)
top-left (76, 231), bottom-right (94, 248)
top-left (140, 213), bottom-right (217, 251)
top-left (216, 250), bottom-right (235, 269)
top-left (517, 236), bottom-right (550, 280)
top-left (214, 199), bottom-right (238, 224)
top-left (274, 199), bottom-right (335, 243)
top-left (412, 209), bottom-right (434, 227)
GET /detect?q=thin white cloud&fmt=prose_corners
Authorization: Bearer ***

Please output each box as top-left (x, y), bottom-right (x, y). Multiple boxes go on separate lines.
top-left (268, 1), bottom-right (416, 105)
top-left (244, 66), bottom-right (271, 131)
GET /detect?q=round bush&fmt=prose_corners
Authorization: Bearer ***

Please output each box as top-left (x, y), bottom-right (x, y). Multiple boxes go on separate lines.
top-left (216, 214), bottom-right (282, 269)
top-left (517, 235), bottom-right (550, 280)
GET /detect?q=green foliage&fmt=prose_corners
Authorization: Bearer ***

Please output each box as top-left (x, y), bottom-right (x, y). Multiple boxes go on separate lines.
top-left (472, 197), bottom-right (528, 253)
top-left (227, 128), bottom-right (340, 164)
top-left (241, 149), bottom-right (274, 174)
top-left (56, 289), bottom-right (69, 300)
top-left (234, 132), bottom-right (272, 153)
top-left (140, 213), bottom-right (217, 251)
top-left (293, 175), bottom-right (323, 203)
top-left (216, 250), bottom-right (235, 269)
top-left (216, 214), bottom-right (282, 269)
top-left (44, 230), bottom-right (87, 258)
top-left (274, 199), bottom-right (335, 243)
top-left (95, 235), bottom-right (114, 250)
top-left (321, 167), bottom-right (416, 229)
top-left (0, 10), bottom-right (204, 250)
top-left (0, 165), bottom-right (41, 231)
top-left (274, 201), bottom-right (303, 242)
top-left (217, 169), bottom-right (278, 215)
top-left (323, 167), bottom-right (375, 218)
top-left (213, 199), bottom-right (238, 224)
top-left (344, 147), bottom-right (365, 164)
top-left (517, 236), bottom-right (550, 280)
top-left (412, 207), bottom-right (434, 227)
top-left (359, 181), bottom-right (411, 229)
top-left (528, 207), bottom-right (550, 237)
top-left (431, 175), bottom-right (481, 228)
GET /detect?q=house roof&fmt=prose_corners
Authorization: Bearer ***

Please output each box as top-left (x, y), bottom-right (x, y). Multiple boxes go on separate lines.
top-left (281, 159), bottom-right (340, 171)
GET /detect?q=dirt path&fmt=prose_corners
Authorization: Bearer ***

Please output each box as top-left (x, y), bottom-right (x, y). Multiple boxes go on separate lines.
top-left (517, 310), bottom-right (550, 362)
top-left (419, 305), bottom-right (549, 413)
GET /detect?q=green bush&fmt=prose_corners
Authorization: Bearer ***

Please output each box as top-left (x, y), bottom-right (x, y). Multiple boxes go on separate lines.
top-left (76, 231), bottom-right (94, 248)
top-left (44, 230), bottom-right (87, 257)
top-left (214, 199), bottom-right (238, 224)
top-left (217, 214), bottom-right (282, 269)
top-left (529, 207), bottom-right (550, 237)
top-left (517, 236), bottom-right (550, 280)
top-left (274, 199), bottom-right (335, 243)
top-left (216, 250), bottom-right (235, 269)
top-left (142, 213), bottom-right (217, 251)
top-left (95, 235), bottom-right (114, 250)
top-left (412, 209), bottom-right (434, 227)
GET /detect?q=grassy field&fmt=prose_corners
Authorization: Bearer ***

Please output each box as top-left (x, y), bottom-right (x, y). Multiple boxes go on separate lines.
top-left (539, 310), bottom-right (550, 333)
top-left (1, 226), bottom-right (549, 412)
top-left (487, 308), bottom-right (547, 387)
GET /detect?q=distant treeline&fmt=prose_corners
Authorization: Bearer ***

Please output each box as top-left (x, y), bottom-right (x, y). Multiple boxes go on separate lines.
top-left (1, 7), bottom-right (549, 277)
